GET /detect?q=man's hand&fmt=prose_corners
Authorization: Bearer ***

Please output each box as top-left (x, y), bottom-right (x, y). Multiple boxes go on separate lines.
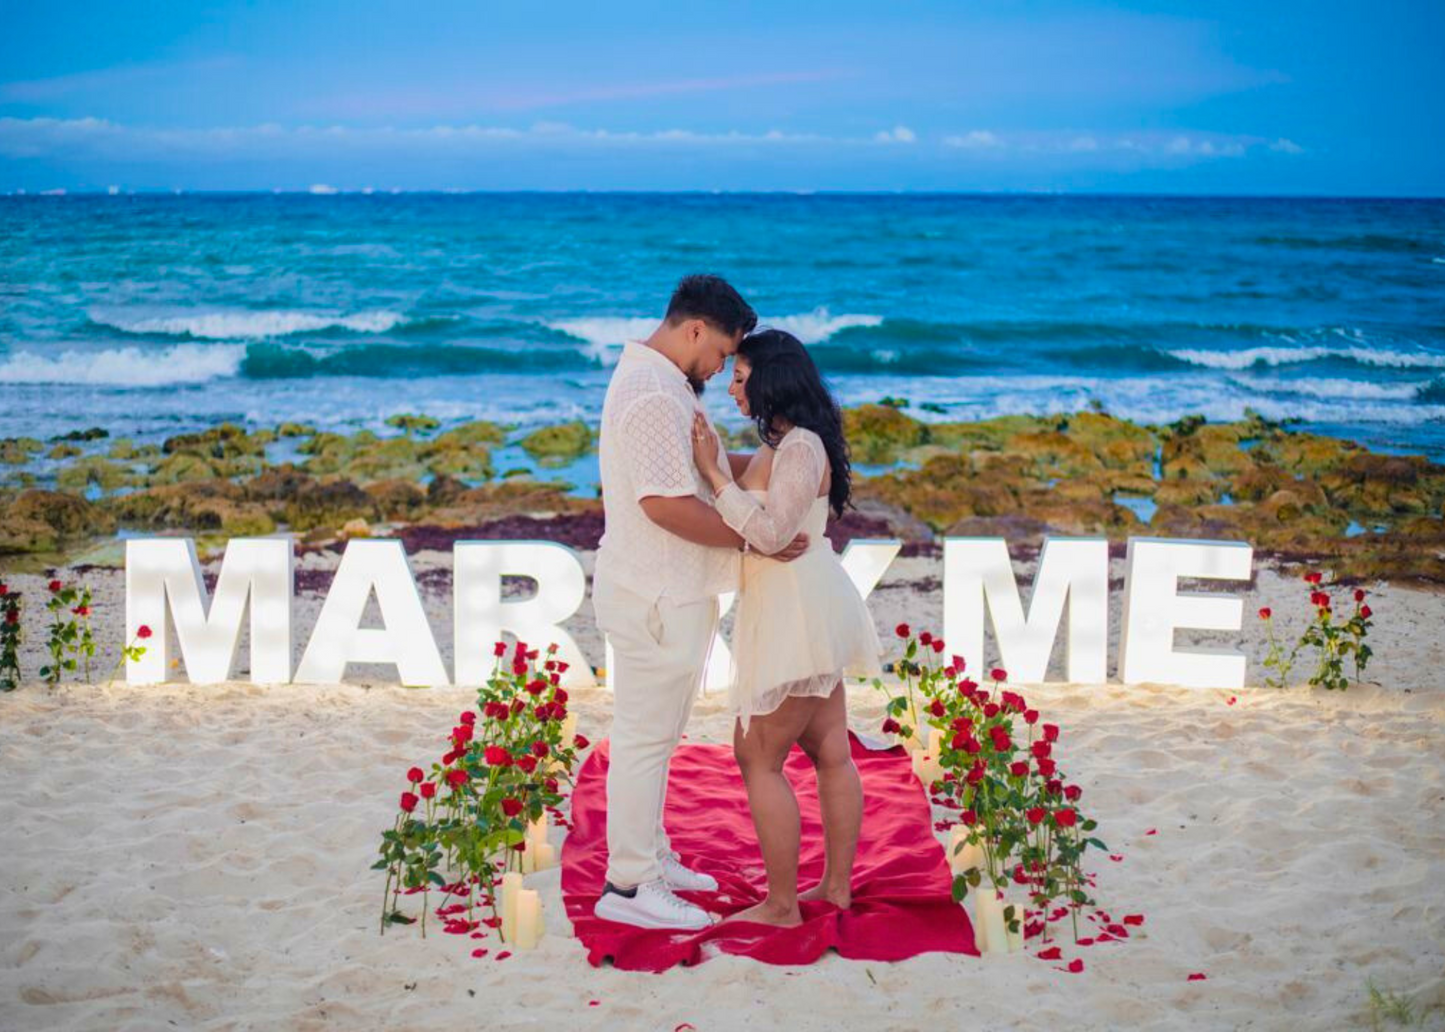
top-left (765, 533), bottom-right (810, 561)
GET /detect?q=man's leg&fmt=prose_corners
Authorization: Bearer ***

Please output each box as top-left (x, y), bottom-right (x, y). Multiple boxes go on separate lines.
top-left (653, 597), bottom-right (720, 863)
top-left (596, 579), bottom-right (718, 888)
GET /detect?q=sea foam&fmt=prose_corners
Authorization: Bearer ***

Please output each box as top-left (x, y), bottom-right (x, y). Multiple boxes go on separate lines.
top-left (90, 309), bottom-right (408, 340)
top-left (0, 344), bottom-right (245, 385)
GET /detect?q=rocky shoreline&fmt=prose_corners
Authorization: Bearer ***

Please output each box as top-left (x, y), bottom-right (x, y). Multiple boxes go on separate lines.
top-left (3, 404), bottom-right (1444, 585)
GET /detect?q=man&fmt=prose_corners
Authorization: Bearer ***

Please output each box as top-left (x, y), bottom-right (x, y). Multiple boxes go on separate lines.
top-left (591, 274), bottom-right (808, 930)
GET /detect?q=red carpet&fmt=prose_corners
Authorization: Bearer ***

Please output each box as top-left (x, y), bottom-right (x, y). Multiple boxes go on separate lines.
top-left (561, 731), bottom-right (978, 970)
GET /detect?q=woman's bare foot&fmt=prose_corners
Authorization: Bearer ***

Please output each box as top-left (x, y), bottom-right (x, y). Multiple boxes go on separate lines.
top-left (799, 882), bottom-right (851, 909)
top-left (723, 898), bottom-right (802, 927)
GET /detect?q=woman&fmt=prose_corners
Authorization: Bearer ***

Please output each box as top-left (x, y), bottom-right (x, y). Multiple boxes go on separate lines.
top-left (689, 328), bottom-right (884, 927)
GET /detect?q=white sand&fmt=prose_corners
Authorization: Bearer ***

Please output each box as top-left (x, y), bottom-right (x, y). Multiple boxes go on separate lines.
top-left (2, 557), bottom-right (1444, 1030)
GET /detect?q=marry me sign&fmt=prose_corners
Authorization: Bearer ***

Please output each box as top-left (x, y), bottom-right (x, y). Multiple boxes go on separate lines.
top-left (122, 535), bottom-right (1254, 691)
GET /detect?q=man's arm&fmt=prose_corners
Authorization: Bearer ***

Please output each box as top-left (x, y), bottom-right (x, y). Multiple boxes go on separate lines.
top-left (726, 452), bottom-right (751, 479)
top-left (639, 495), bottom-right (745, 548)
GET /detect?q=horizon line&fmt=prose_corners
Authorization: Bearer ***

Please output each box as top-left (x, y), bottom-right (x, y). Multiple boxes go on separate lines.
top-left (4, 187), bottom-right (1444, 202)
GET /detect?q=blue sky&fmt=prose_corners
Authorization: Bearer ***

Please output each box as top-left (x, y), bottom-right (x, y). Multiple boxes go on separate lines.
top-left (1, 1), bottom-right (1440, 194)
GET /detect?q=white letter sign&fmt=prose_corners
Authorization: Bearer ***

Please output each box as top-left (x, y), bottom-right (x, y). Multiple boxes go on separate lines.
top-left (1119, 537), bottom-right (1254, 689)
top-left (125, 537), bottom-right (293, 684)
top-left (295, 539), bottom-right (448, 686)
top-left (943, 537), bottom-right (1109, 684)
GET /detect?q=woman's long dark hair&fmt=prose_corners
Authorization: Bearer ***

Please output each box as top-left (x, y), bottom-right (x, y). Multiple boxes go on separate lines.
top-left (737, 328), bottom-right (853, 519)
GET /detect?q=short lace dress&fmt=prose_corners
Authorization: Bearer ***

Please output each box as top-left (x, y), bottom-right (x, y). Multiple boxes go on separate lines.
top-left (712, 426), bottom-right (885, 734)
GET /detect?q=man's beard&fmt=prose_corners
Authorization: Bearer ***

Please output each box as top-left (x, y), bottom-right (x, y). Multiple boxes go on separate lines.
top-left (687, 376), bottom-right (705, 396)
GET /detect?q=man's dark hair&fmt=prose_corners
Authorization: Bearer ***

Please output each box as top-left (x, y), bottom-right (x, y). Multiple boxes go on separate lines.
top-left (664, 274), bottom-right (757, 338)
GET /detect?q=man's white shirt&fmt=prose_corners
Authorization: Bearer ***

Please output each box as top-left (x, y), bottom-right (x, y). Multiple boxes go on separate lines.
top-left (595, 341), bottom-right (739, 604)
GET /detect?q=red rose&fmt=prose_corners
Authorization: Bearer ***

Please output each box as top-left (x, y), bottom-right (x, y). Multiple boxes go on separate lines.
top-left (931, 639), bottom-right (945, 653)
top-left (0, 583), bottom-right (7, 596)
top-left (951, 655), bottom-right (966, 672)
top-left (48, 579), bottom-right (62, 593)
top-left (557, 661), bottom-right (569, 672)
top-left (1354, 589), bottom-right (1366, 602)
top-left (512, 660), bottom-right (527, 676)
top-left (983, 702), bottom-right (999, 718)
top-left (1258, 606), bottom-right (1272, 620)
top-left (544, 777), bottom-right (560, 793)
top-left (928, 698), bottom-right (945, 718)
top-left (406, 766), bottom-right (424, 783)
top-left (1360, 605), bottom-right (1372, 618)
top-left (951, 731), bottom-right (971, 750)
top-left (501, 798), bottom-right (523, 817)
top-left (544, 660), bottom-right (555, 671)
top-left (553, 688), bottom-right (568, 705)
top-left (533, 704), bottom-right (549, 722)
top-left (1304, 571), bottom-right (1322, 584)
top-left (1009, 760), bottom-right (1029, 777)
top-left (441, 748), bottom-right (460, 765)
top-left (962, 737), bottom-right (981, 755)
top-left (514, 640), bottom-right (528, 656)
top-left (136, 625), bottom-right (153, 639)
top-left (484, 745), bottom-right (512, 767)
top-left (950, 715), bottom-right (973, 732)
top-left (530, 741), bottom-right (549, 758)
top-left (444, 769), bottom-right (470, 789)
top-left (3, 610), bottom-right (16, 625)
top-left (493, 642), bottom-right (506, 657)
top-left (459, 711), bottom-right (476, 726)
top-left (451, 724), bottom-right (474, 745)
top-left (919, 631), bottom-right (932, 646)
top-left (419, 782), bottom-right (436, 799)
top-left (1045, 778), bottom-right (1063, 795)
top-left (1042, 723), bottom-right (1059, 743)
top-left (525, 679), bottom-right (545, 696)
top-left (989, 667), bottom-right (1007, 682)
top-left (1054, 808), bottom-right (1077, 827)
top-left (400, 791), bottom-right (419, 813)
top-left (1031, 740), bottom-right (1051, 759)
top-left (509, 699), bottom-right (525, 716)
top-left (1026, 806), bottom-right (1046, 824)
top-left (526, 649), bottom-right (538, 660)
top-left (1024, 708), bottom-right (1039, 725)
top-left (882, 717), bottom-right (901, 734)
top-left (516, 755), bottom-right (538, 774)
top-left (1037, 757), bottom-right (1056, 777)
top-left (965, 763), bottom-right (985, 785)
top-left (73, 605), bottom-right (91, 617)
top-left (959, 808), bottom-right (977, 826)
top-left (895, 623), bottom-right (910, 638)
top-left (1064, 784), bottom-right (1082, 801)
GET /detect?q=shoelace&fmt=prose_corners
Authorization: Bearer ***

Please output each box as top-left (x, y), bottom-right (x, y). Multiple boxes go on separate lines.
top-left (645, 880), bottom-right (697, 914)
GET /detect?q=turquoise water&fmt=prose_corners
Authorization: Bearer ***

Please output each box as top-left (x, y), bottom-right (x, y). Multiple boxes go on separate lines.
top-left (2, 193), bottom-right (1443, 456)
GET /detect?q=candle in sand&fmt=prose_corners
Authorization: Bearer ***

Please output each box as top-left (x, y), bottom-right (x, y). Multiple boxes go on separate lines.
top-left (500, 871), bottom-right (523, 942)
top-left (514, 889), bottom-right (543, 949)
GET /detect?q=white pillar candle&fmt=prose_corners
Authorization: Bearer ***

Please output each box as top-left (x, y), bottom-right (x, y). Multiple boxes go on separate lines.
top-left (946, 826), bottom-right (984, 874)
top-left (928, 724), bottom-right (948, 755)
top-left (561, 711), bottom-right (578, 744)
top-left (514, 889), bottom-right (543, 950)
top-left (500, 871), bottom-right (523, 943)
top-left (972, 883), bottom-right (1009, 955)
top-left (527, 815), bottom-right (548, 847)
top-left (532, 842), bottom-right (556, 870)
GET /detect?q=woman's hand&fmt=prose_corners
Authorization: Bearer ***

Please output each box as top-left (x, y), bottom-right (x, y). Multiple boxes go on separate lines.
top-left (691, 411), bottom-right (729, 491)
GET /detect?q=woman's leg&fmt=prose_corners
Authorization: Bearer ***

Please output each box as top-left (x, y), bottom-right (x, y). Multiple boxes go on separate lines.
top-left (796, 681), bottom-right (861, 908)
top-left (726, 693), bottom-right (819, 927)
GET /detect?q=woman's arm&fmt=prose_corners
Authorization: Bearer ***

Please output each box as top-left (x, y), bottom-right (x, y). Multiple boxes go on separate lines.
top-left (712, 435), bottom-right (825, 555)
top-left (726, 452), bottom-right (751, 479)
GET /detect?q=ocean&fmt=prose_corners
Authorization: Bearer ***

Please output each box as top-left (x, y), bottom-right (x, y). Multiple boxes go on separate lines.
top-left (2, 192), bottom-right (1443, 458)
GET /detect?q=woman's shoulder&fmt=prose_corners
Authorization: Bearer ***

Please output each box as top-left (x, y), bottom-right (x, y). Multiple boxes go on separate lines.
top-left (781, 425), bottom-right (827, 456)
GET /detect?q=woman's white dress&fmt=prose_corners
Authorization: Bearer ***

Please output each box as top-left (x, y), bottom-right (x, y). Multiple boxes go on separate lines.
top-left (713, 426), bottom-right (885, 734)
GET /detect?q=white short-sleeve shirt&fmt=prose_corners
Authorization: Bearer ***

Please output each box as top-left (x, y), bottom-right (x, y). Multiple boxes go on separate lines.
top-left (594, 341), bottom-right (740, 604)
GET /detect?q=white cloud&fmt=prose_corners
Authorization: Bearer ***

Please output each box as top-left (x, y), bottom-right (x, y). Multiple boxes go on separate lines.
top-left (943, 130), bottom-right (1004, 149)
top-left (874, 125), bottom-right (917, 144)
top-left (1270, 137), bottom-right (1305, 154)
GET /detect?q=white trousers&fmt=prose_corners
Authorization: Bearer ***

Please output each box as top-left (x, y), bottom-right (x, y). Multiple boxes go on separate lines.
top-left (592, 574), bottom-right (720, 888)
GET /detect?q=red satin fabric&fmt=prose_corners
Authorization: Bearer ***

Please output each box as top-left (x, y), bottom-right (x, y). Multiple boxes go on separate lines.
top-left (562, 731), bottom-right (978, 970)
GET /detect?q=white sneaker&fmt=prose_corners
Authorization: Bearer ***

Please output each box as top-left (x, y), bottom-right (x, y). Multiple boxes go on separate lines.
top-left (593, 878), bottom-right (716, 930)
top-left (659, 852), bottom-right (719, 893)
